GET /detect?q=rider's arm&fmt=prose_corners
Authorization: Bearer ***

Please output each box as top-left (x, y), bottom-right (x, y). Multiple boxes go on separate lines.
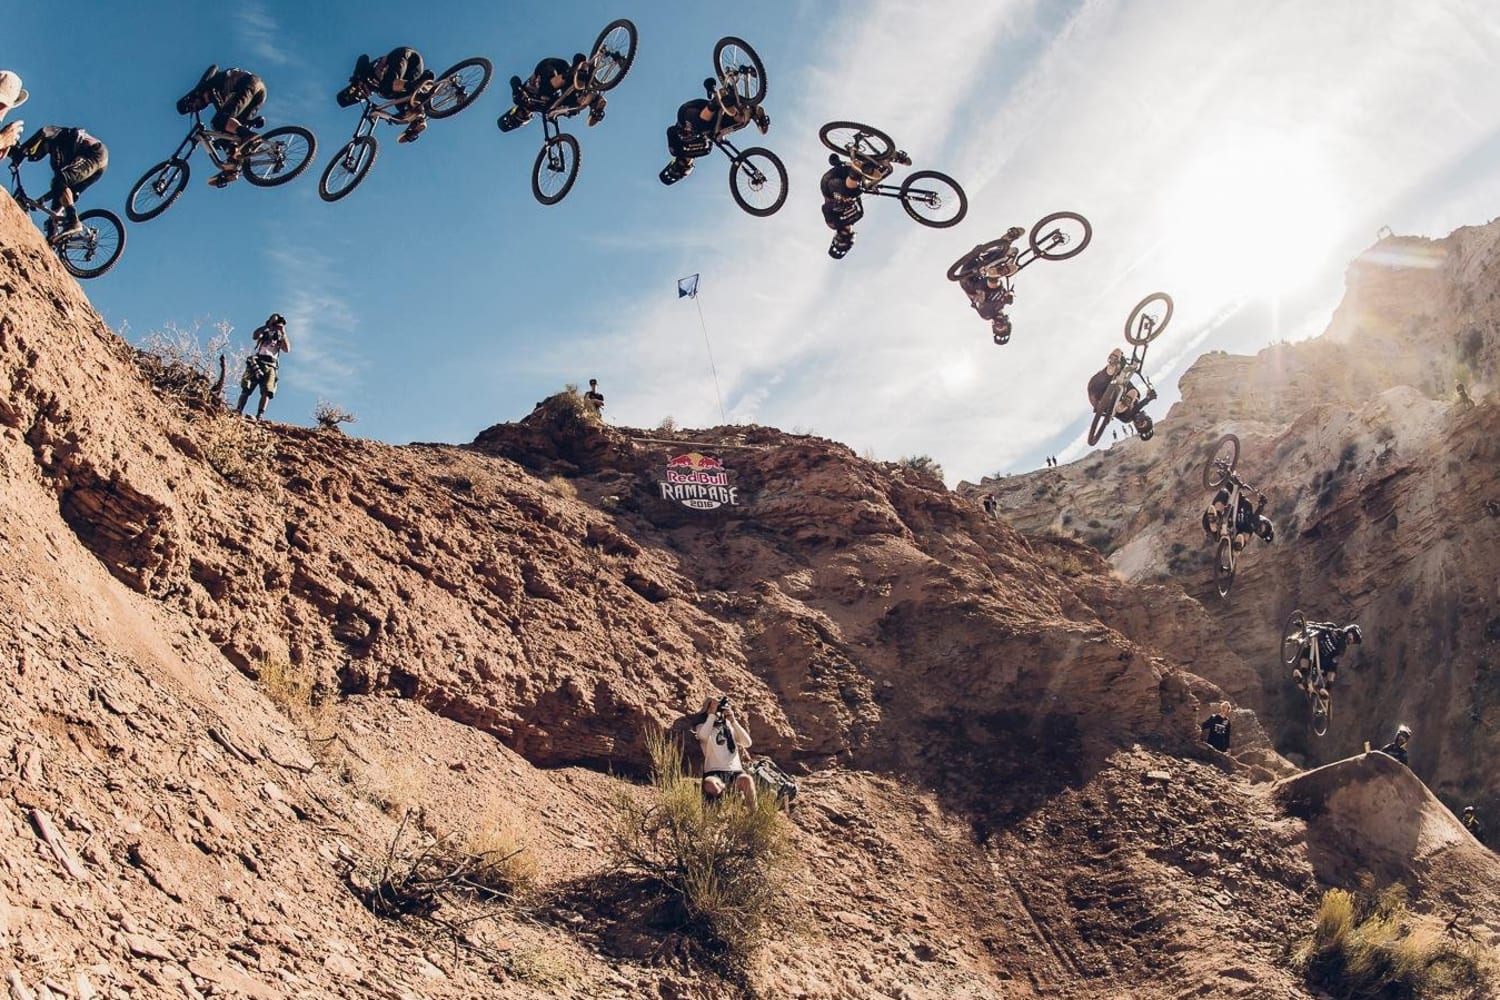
top-left (11, 127), bottom-right (51, 162)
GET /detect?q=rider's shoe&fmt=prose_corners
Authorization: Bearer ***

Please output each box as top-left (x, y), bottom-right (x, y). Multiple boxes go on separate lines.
top-left (892, 150), bottom-right (912, 166)
top-left (398, 114), bottom-right (428, 144)
top-left (659, 158), bottom-right (693, 185)
top-left (1143, 387), bottom-right (1158, 404)
top-left (753, 106), bottom-right (770, 135)
top-left (587, 96), bottom-right (607, 127)
top-left (829, 233), bottom-right (854, 260)
top-left (1232, 535), bottom-right (1246, 552)
top-left (992, 316), bottom-right (1013, 345)
top-left (207, 167), bottom-right (240, 188)
top-left (499, 107), bottom-right (531, 132)
top-left (48, 209), bottom-right (82, 245)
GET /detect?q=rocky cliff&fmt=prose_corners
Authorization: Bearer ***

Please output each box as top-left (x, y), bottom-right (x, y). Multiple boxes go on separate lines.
top-left (979, 224), bottom-right (1500, 819)
top-left (1, 198), bottom-right (1497, 999)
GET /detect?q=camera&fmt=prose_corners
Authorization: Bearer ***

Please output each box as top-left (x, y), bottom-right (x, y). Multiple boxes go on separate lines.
top-left (716, 696), bottom-right (730, 715)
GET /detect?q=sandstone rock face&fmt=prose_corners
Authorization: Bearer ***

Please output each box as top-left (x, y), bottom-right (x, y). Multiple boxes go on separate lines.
top-left (2, 197), bottom-right (1498, 996)
top-left (981, 223), bottom-right (1500, 821)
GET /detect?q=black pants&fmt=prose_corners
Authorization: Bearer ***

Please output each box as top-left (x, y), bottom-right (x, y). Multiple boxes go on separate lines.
top-left (49, 144), bottom-right (107, 204)
top-left (212, 81), bottom-right (266, 134)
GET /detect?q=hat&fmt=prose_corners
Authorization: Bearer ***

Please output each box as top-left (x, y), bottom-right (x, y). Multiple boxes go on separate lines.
top-left (0, 71), bottom-right (28, 108)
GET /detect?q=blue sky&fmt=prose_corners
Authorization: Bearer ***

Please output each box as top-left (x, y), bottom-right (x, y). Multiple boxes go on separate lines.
top-left (10, 1), bottom-right (1500, 483)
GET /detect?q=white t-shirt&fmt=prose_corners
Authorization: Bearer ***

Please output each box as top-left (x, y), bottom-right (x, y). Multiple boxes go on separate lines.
top-left (693, 713), bottom-right (751, 773)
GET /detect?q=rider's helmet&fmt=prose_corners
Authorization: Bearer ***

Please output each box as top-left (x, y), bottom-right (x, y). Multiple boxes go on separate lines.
top-left (1395, 723), bottom-right (1411, 740)
top-left (1256, 516), bottom-right (1275, 543)
top-left (1463, 805), bottom-right (1476, 816)
top-left (1342, 623), bottom-right (1363, 645)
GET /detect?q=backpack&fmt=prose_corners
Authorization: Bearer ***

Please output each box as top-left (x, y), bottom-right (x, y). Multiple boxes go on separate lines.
top-left (745, 755), bottom-right (798, 806)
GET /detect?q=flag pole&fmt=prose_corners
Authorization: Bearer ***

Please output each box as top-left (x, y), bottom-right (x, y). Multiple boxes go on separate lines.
top-left (680, 274), bottom-right (727, 424)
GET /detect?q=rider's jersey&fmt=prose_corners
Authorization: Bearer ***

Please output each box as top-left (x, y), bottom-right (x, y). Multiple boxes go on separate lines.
top-left (252, 325), bottom-right (288, 362)
top-left (14, 127), bottom-right (104, 168)
top-left (1464, 814), bottom-right (1485, 843)
top-left (1201, 714), bottom-right (1231, 752)
top-left (366, 47), bottom-right (425, 100)
top-left (820, 163), bottom-right (861, 202)
top-left (1316, 630), bottom-right (1350, 668)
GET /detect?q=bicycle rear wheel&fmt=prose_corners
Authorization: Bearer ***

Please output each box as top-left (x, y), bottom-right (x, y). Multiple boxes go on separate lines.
top-left (532, 133), bottom-right (581, 205)
top-left (899, 170), bottom-right (967, 228)
top-left (589, 19), bottom-right (638, 91)
top-left (729, 147), bottom-right (787, 217)
top-left (427, 57), bottom-right (492, 119)
top-left (1312, 690), bottom-right (1331, 736)
top-left (1087, 385), bottom-right (1121, 446)
top-left (1202, 433), bottom-right (1240, 490)
top-left (1280, 609), bottom-right (1308, 667)
top-left (947, 239), bottom-right (1004, 281)
top-left (818, 121), bottom-right (893, 160)
top-left (319, 136), bottom-right (377, 203)
top-left (57, 209), bottom-right (125, 279)
top-left (714, 36), bottom-right (767, 104)
top-left (1125, 292), bottom-right (1173, 345)
top-left (1029, 211), bottom-right (1092, 261)
top-left (125, 157), bottom-right (189, 223)
top-left (1215, 537), bottom-right (1235, 598)
top-left (242, 126), bottom-right (317, 187)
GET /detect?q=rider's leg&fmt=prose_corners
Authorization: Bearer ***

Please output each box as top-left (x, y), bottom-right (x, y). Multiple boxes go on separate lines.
top-left (1115, 386), bottom-right (1141, 419)
top-left (587, 93), bottom-right (607, 126)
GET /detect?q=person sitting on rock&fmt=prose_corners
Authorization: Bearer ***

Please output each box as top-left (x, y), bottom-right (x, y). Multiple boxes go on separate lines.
top-left (1376, 724), bottom-right (1411, 767)
top-left (235, 313), bottom-right (291, 419)
top-left (1291, 622), bottom-right (1361, 694)
top-left (692, 694), bottom-right (756, 808)
top-left (1200, 701), bottom-right (1232, 753)
top-left (1462, 805), bottom-right (1485, 844)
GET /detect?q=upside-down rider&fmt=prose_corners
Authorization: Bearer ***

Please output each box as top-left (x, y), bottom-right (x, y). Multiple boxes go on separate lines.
top-left (1202, 483), bottom-right (1274, 551)
top-left (504, 54), bottom-right (605, 129)
top-left (957, 226), bottom-right (1026, 344)
top-left (1291, 621), bottom-right (1362, 697)
top-left (660, 76), bottom-right (769, 184)
top-left (176, 65), bottom-right (266, 188)
top-left (338, 46), bottom-right (437, 143)
top-left (9, 125), bottom-right (108, 243)
top-left (1087, 348), bottom-right (1157, 439)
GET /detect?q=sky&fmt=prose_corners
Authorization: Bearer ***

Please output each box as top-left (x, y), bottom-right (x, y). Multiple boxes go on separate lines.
top-left (9, 0), bottom-right (1500, 484)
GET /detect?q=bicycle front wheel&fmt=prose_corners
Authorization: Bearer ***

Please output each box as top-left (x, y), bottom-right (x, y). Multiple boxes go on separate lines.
top-left (1125, 292), bottom-right (1173, 345)
top-left (319, 136), bottom-right (377, 202)
top-left (1281, 609), bottom-right (1308, 667)
top-left (899, 170), bottom-right (967, 228)
top-left (729, 147), bottom-right (787, 217)
top-left (532, 133), bottom-right (581, 205)
top-left (427, 58), bottom-right (493, 119)
top-left (589, 19), bottom-right (638, 92)
top-left (126, 157), bottom-right (189, 223)
top-left (714, 36), bottom-right (767, 104)
top-left (58, 209), bottom-right (126, 279)
top-left (1202, 434), bottom-right (1240, 491)
top-left (242, 126), bottom-right (317, 187)
top-left (1029, 211), bottom-right (1092, 261)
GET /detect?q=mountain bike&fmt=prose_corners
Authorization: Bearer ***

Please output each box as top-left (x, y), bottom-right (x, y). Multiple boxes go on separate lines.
top-left (1201, 433), bottom-right (1267, 598)
top-left (818, 120), bottom-right (967, 227)
top-left (947, 211), bottom-right (1092, 344)
top-left (125, 110), bottom-right (316, 223)
top-left (9, 163), bottom-right (125, 279)
top-left (1281, 609), bottom-right (1332, 736)
top-left (1086, 292), bottom-right (1173, 446)
top-left (320, 57), bottom-right (492, 202)
top-left (659, 36), bottom-right (787, 217)
top-left (497, 19), bottom-right (638, 205)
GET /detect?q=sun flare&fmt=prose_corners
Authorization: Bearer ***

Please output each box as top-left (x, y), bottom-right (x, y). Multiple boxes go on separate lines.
top-left (1156, 134), bottom-right (1347, 302)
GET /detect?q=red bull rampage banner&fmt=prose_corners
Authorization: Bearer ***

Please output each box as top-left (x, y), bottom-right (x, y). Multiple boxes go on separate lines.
top-left (660, 453), bottom-right (740, 510)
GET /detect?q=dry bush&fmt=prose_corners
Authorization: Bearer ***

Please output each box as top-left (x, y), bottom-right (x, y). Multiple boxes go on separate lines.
top-left (609, 728), bottom-right (796, 969)
top-left (372, 762), bottom-right (426, 818)
top-left (1296, 883), bottom-right (1493, 999)
top-left (257, 657), bottom-right (315, 712)
top-left (657, 415), bottom-right (679, 434)
top-left (133, 320), bottom-right (235, 407)
top-left (547, 475), bottom-right (578, 499)
top-left (504, 945), bottom-right (581, 987)
top-left (461, 806), bottom-right (540, 901)
top-left (898, 454), bottom-right (944, 481)
top-left (313, 400), bottom-right (357, 432)
top-left (202, 412), bottom-right (279, 491)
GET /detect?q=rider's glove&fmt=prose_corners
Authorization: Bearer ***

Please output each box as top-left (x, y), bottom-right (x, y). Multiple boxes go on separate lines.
top-left (893, 150), bottom-right (912, 166)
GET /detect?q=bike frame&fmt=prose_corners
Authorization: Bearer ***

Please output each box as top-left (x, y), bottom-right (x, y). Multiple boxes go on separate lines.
top-left (169, 112), bottom-right (252, 172)
top-left (347, 95), bottom-right (420, 141)
top-left (9, 164), bottom-right (49, 215)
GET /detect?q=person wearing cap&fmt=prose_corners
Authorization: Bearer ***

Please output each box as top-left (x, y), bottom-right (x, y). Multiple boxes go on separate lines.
top-left (1376, 724), bottom-right (1411, 768)
top-left (175, 65), bottom-right (267, 188)
top-left (8, 125), bottom-right (108, 244)
top-left (0, 71), bottom-right (28, 157)
top-left (1461, 805), bottom-right (1485, 845)
top-left (583, 378), bottom-right (604, 413)
top-left (235, 314), bottom-right (291, 419)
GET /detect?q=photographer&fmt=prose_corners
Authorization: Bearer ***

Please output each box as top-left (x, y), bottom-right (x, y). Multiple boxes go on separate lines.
top-left (235, 313), bottom-right (291, 419)
top-left (692, 694), bottom-right (756, 808)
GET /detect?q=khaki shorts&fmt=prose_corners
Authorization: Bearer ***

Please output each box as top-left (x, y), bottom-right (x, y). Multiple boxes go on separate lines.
top-left (241, 356), bottom-right (278, 397)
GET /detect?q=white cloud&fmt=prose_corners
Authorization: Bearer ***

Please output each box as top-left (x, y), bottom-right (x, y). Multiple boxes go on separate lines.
top-left (265, 245), bottom-right (364, 397)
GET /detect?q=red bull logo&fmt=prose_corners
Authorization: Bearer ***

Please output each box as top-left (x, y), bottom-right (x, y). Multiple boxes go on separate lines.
top-left (659, 453), bottom-right (740, 509)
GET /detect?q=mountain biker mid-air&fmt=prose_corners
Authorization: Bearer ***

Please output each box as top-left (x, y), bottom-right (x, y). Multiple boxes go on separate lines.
top-left (957, 225), bottom-right (1026, 343)
top-left (1203, 485), bottom-right (1274, 551)
top-left (660, 76), bottom-right (769, 184)
top-left (507, 54), bottom-right (605, 128)
top-left (176, 65), bottom-right (266, 187)
top-left (1087, 348), bottom-right (1157, 437)
top-left (338, 47), bottom-right (437, 143)
top-left (9, 126), bottom-right (108, 243)
top-left (1291, 622), bottom-right (1361, 695)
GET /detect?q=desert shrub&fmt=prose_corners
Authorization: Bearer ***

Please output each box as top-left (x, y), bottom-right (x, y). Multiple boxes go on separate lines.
top-left (1296, 883), bottom-right (1492, 999)
top-left (257, 657), bottom-right (315, 713)
top-left (658, 415), bottom-right (679, 434)
top-left (547, 475), bottom-right (578, 499)
top-left (609, 728), bottom-right (796, 969)
top-left (202, 413), bottom-right (278, 491)
top-left (462, 807), bottom-right (540, 901)
top-left (313, 400), bottom-right (357, 432)
top-left (898, 454), bottom-right (944, 481)
top-left (132, 320), bottom-right (234, 406)
top-left (504, 946), bottom-right (580, 987)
